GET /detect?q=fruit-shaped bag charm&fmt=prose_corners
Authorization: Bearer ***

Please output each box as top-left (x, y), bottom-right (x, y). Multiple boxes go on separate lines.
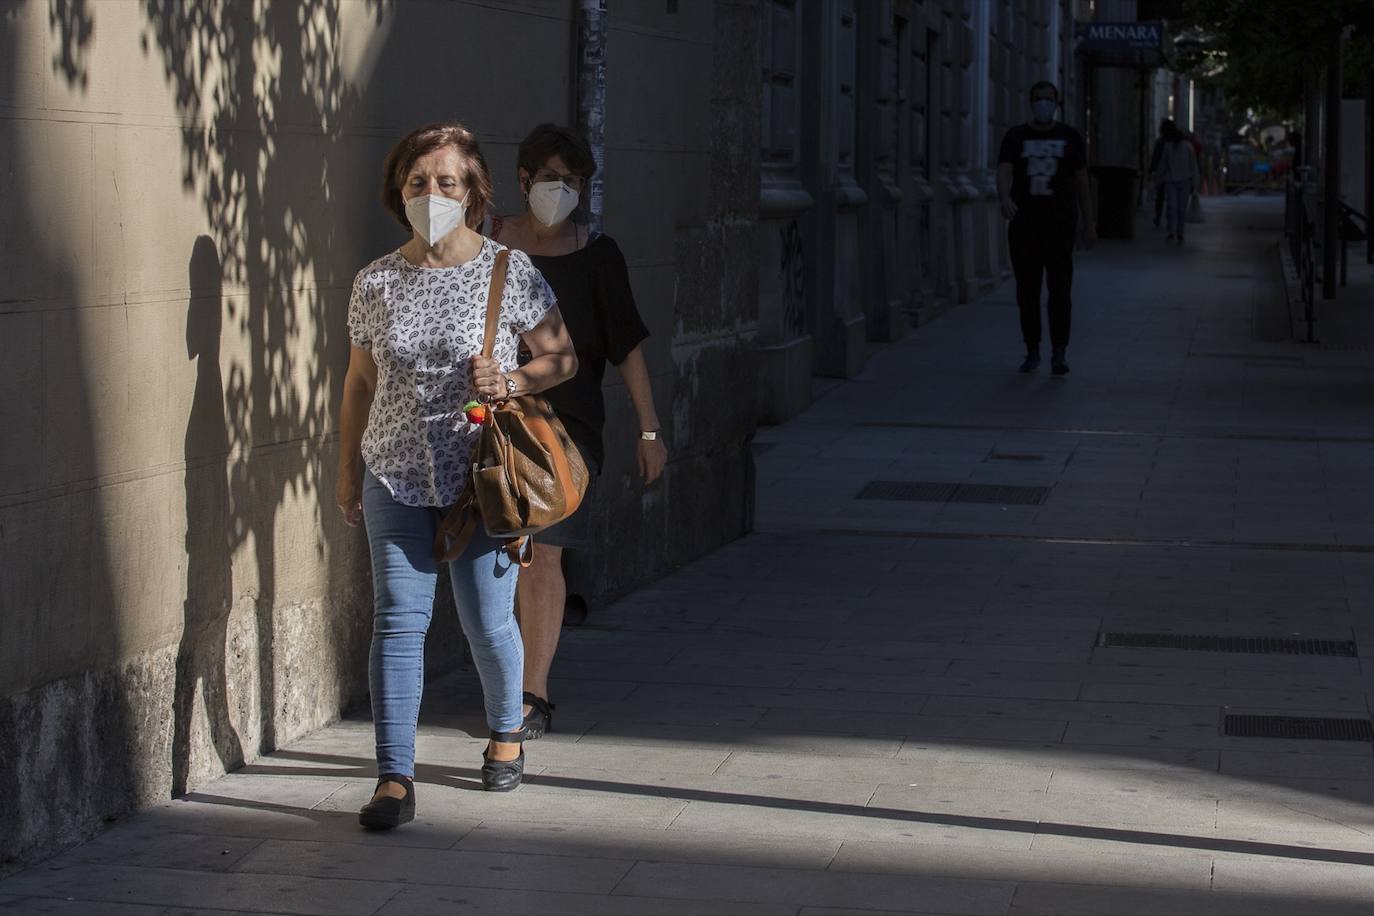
top-left (463, 399), bottom-right (488, 425)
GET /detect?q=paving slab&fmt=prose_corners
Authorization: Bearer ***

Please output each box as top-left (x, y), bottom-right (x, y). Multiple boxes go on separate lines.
top-left (132, 797), bottom-right (480, 849)
top-left (797, 908), bottom-right (960, 916)
top-left (717, 751), bottom-right (1056, 791)
top-left (312, 778), bottom-right (689, 830)
top-left (0, 902), bottom-right (165, 916)
top-left (829, 839), bottom-right (1213, 889)
top-left (228, 839), bottom-right (633, 894)
top-left (613, 861), bottom-right (1016, 913)
top-left (45, 830), bottom-right (265, 873)
top-left (0, 865), bottom-right (399, 915)
top-left (1007, 880), bottom-right (1374, 916)
top-left (376, 886), bottom-right (798, 915)
top-left (458, 820), bottom-right (841, 869)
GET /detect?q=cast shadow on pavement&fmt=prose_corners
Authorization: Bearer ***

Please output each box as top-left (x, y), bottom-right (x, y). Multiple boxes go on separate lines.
top-left (227, 748), bottom-right (1374, 869)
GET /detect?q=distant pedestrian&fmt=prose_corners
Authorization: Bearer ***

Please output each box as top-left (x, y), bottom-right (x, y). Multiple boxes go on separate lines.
top-left (489, 124), bottom-right (667, 740)
top-left (336, 122), bottom-right (577, 830)
top-left (1155, 122), bottom-right (1198, 244)
top-left (997, 81), bottom-right (1095, 376)
top-left (1149, 119), bottom-right (1174, 228)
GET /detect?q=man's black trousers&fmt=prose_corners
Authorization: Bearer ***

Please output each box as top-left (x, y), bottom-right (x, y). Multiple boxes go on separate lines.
top-left (1008, 217), bottom-right (1075, 353)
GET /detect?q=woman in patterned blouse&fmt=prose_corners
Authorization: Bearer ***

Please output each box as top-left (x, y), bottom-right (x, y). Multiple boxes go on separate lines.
top-left (335, 122), bottom-right (576, 830)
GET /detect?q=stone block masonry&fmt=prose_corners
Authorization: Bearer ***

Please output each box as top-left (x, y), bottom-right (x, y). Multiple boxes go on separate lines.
top-left (1, 1), bottom-right (763, 865)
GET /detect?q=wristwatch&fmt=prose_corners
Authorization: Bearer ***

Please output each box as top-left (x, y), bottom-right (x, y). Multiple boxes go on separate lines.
top-left (504, 375), bottom-right (518, 398)
top-left (640, 430), bottom-right (659, 441)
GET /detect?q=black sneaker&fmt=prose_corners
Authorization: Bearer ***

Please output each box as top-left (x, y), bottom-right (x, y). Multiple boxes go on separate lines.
top-left (1019, 352), bottom-right (1041, 373)
top-left (1051, 352), bottom-right (1070, 376)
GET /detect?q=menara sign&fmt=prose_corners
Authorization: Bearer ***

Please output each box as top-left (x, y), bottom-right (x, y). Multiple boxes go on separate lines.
top-left (1075, 20), bottom-right (1165, 67)
top-left (1077, 20), bottom-right (1164, 53)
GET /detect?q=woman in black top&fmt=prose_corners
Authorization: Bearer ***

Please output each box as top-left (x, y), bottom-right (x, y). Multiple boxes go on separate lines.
top-left (491, 124), bottom-right (667, 737)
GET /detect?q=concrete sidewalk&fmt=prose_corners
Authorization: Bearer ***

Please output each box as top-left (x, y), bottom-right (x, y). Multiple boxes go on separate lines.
top-left (9, 195), bottom-right (1374, 915)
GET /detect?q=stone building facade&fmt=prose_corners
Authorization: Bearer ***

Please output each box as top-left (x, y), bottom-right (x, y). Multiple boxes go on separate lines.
top-left (756, 0), bottom-right (1079, 424)
top-left (2, 0), bottom-right (1082, 863)
top-left (0, 0), bottom-right (758, 863)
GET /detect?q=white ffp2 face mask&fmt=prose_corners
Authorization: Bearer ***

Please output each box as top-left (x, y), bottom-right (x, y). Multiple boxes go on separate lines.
top-left (527, 180), bottom-right (580, 227)
top-left (404, 194), bottom-right (467, 246)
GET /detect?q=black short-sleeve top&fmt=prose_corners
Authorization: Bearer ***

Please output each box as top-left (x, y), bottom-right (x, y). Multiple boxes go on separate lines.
top-left (527, 233), bottom-right (649, 470)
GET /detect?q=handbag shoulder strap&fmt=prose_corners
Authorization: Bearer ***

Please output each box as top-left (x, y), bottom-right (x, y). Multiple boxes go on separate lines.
top-left (482, 247), bottom-right (511, 359)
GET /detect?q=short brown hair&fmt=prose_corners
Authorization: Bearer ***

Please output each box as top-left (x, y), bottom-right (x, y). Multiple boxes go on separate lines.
top-left (517, 124), bottom-right (597, 184)
top-left (381, 122), bottom-right (492, 231)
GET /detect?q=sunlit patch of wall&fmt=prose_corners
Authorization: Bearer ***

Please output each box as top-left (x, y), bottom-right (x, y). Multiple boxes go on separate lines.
top-left (1, 0), bottom-right (761, 865)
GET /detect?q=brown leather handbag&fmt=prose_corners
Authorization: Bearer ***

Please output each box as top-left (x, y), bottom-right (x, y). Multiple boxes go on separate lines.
top-left (433, 249), bottom-right (589, 566)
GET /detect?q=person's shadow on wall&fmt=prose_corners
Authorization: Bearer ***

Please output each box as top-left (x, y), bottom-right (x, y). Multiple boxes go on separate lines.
top-left (173, 235), bottom-right (245, 796)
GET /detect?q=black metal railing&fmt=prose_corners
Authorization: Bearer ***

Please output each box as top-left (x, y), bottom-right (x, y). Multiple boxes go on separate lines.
top-left (1285, 169), bottom-right (1319, 342)
top-left (1340, 201), bottom-right (1368, 289)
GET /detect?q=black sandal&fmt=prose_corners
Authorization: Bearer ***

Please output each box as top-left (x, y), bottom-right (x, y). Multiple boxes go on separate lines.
top-left (481, 727), bottom-right (527, 792)
top-left (358, 774), bottom-right (415, 830)
top-left (522, 691), bottom-right (556, 740)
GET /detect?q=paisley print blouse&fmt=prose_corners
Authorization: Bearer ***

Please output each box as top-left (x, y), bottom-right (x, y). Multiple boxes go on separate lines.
top-left (347, 238), bottom-right (556, 507)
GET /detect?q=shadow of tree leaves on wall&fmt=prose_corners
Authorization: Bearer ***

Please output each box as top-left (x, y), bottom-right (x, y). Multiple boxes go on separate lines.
top-left (133, 0), bottom-right (391, 773)
top-left (48, 0), bottom-right (93, 89)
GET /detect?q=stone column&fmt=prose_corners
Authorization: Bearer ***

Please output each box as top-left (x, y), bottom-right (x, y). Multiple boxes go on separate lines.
top-left (903, 1), bottom-right (938, 325)
top-left (970, 0), bottom-right (1002, 292)
top-left (757, 0), bottom-right (815, 423)
top-left (943, 2), bottom-right (978, 304)
top-left (928, 6), bottom-right (958, 306)
top-left (857, 0), bottom-right (909, 342)
top-left (800, 0), bottom-right (868, 378)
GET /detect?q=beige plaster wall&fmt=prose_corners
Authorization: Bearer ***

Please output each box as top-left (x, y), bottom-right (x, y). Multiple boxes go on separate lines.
top-left (0, 0), bottom-right (758, 863)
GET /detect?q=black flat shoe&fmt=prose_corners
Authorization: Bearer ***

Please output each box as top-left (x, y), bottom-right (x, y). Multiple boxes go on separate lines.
top-left (522, 691), bottom-right (555, 740)
top-left (359, 774), bottom-right (415, 830)
top-left (1019, 352), bottom-right (1040, 373)
top-left (482, 727), bottom-right (527, 792)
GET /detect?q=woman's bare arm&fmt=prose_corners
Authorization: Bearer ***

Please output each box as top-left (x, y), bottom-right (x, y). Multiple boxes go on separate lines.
top-left (336, 345), bottom-right (377, 526)
top-left (471, 307), bottom-right (578, 401)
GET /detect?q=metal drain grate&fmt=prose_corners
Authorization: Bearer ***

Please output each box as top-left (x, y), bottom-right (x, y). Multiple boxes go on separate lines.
top-left (1224, 714), bottom-right (1374, 742)
top-left (856, 481), bottom-right (959, 502)
top-left (949, 484), bottom-right (1050, 506)
top-left (1100, 632), bottom-right (1358, 657)
top-left (1188, 352), bottom-right (1305, 367)
top-left (856, 481), bottom-right (1050, 506)
top-left (1243, 360), bottom-right (1303, 369)
top-left (988, 452), bottom-right (1045, 462)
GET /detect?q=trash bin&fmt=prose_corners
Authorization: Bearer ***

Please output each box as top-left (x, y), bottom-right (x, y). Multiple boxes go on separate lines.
top-left (1090, 166), bottom-right (1140, 240)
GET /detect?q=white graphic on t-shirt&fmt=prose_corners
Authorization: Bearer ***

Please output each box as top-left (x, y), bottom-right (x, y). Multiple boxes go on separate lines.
top-left (1022, 139), bottom-right (1068, 196)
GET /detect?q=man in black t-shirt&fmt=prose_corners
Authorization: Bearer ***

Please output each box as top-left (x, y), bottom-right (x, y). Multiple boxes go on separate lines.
top-left (996, 81), bottom-right (1095, 375)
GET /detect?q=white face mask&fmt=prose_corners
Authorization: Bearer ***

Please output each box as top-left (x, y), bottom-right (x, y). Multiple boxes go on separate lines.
top-left (404, 193), bottom-right (467, 246)
top-left (527, 180), bottom-right (580, 227)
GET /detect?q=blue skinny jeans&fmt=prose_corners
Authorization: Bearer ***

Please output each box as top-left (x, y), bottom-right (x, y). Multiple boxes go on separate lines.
top-left (362, 471), bottom-right (523, 777)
